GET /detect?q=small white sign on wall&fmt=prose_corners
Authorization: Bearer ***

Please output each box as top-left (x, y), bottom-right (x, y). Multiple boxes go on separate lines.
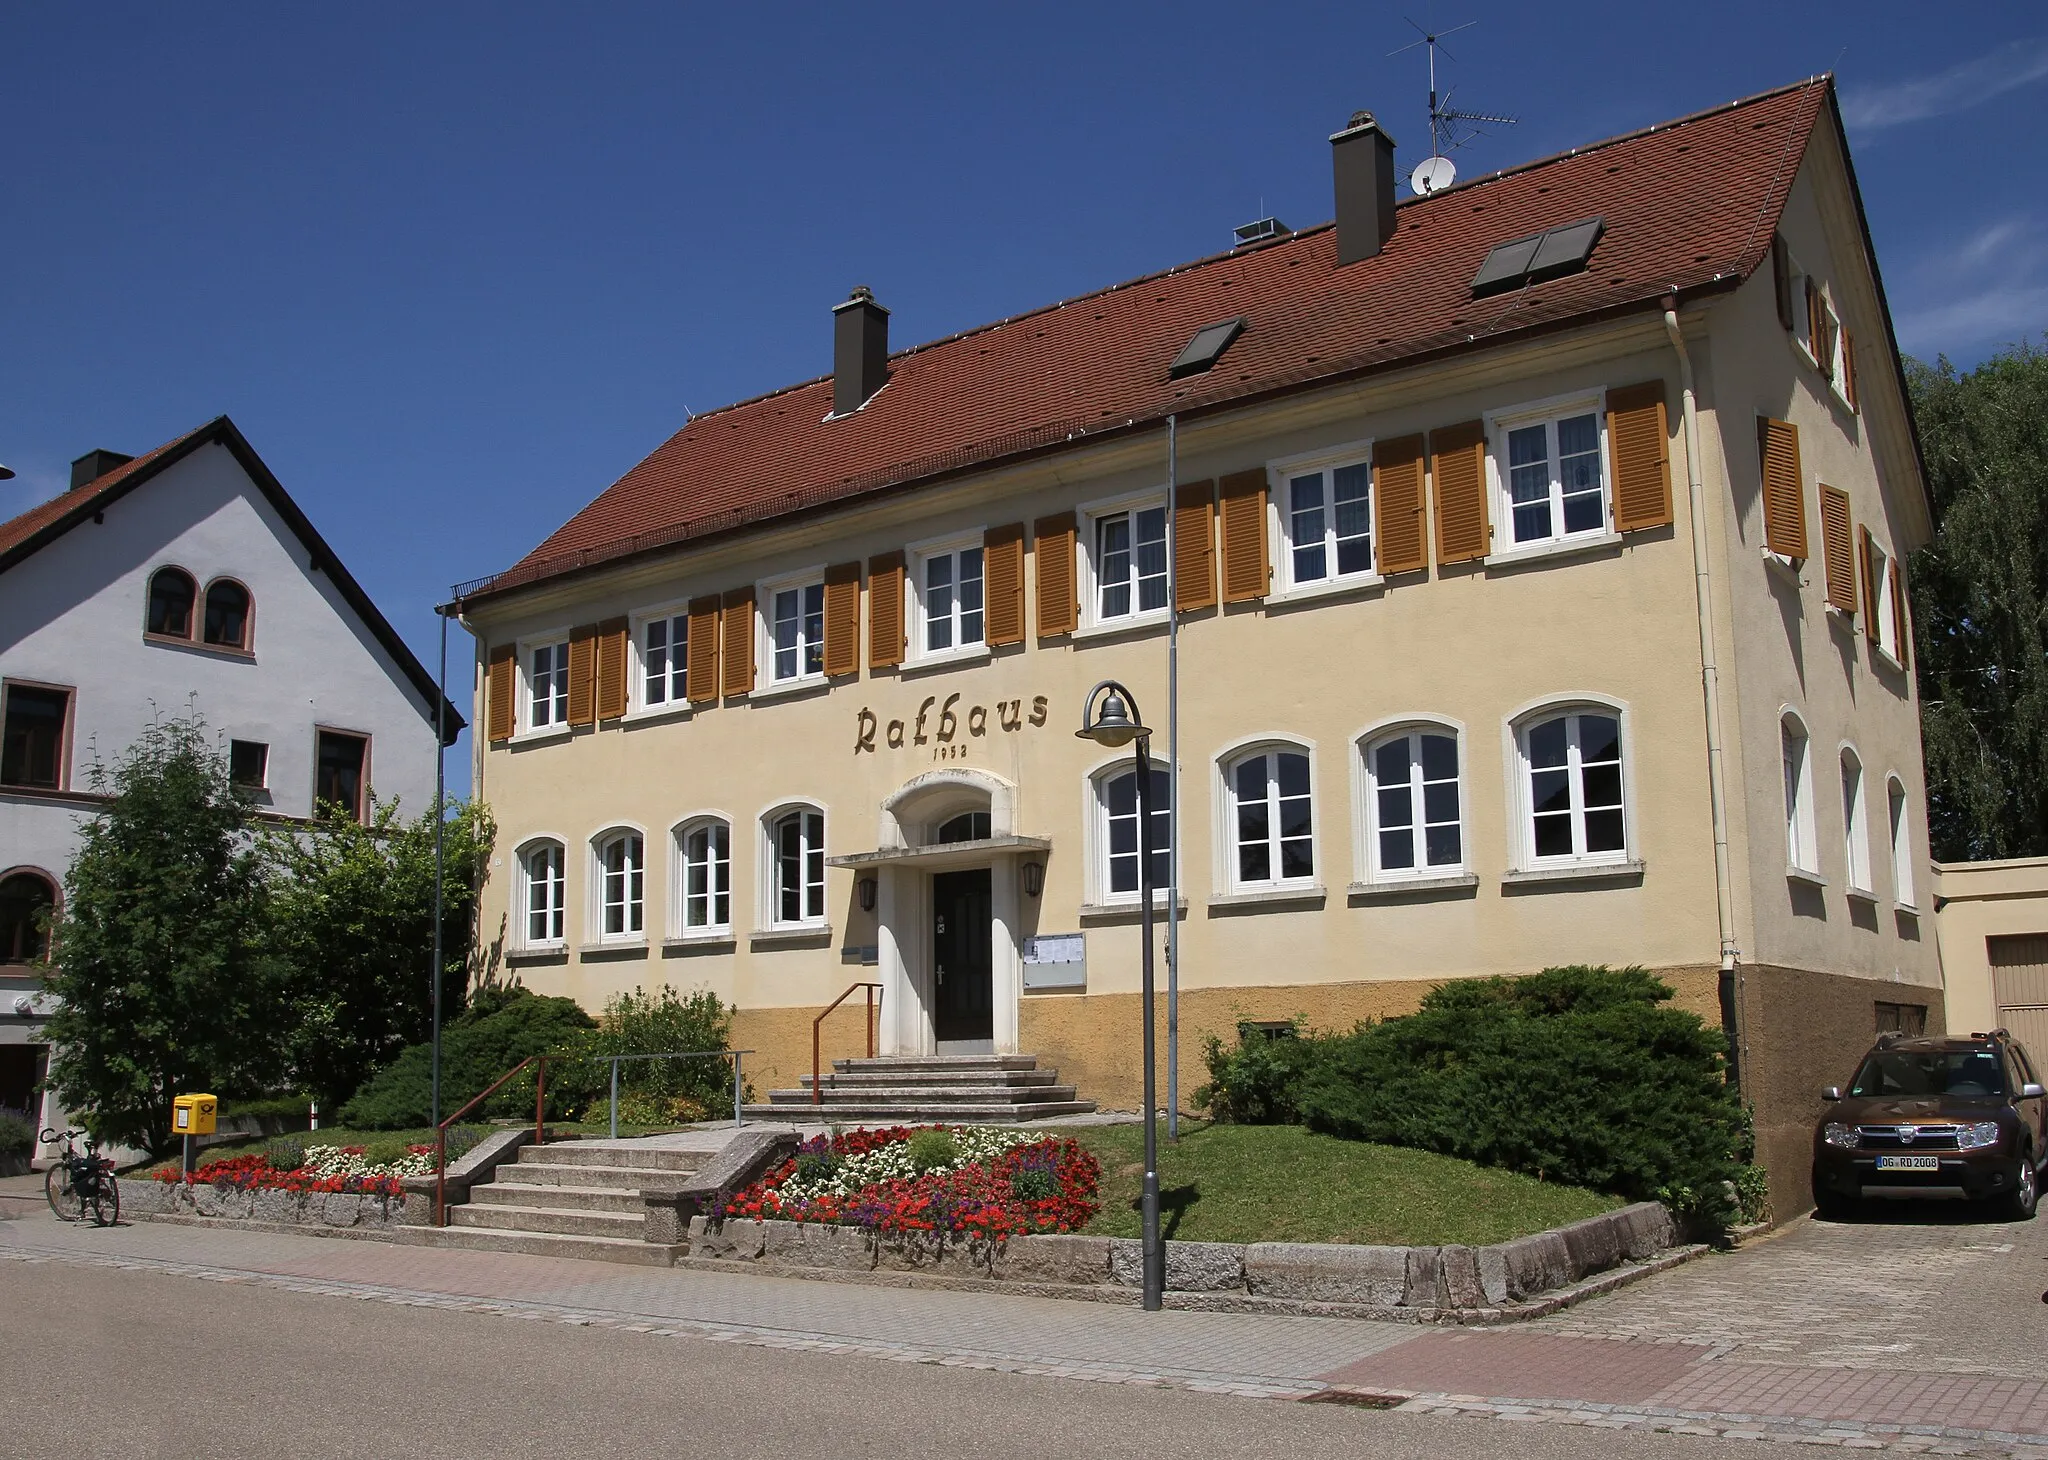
top-left (1022, 932), bottom-right (1085, 989)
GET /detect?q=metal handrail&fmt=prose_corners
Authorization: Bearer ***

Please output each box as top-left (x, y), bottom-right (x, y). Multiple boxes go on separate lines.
top-left (588, 1049), bottom-right (755, 1138)
top-left (813, 982), bottom-right (883, 1105)
top-left (434, 1054), bottom-right (549, 1227)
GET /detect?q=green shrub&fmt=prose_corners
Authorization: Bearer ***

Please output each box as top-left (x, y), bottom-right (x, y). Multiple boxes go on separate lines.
top-left (441, 1124), bottom-right (489, 1165)
top-left (1010, 1166), bottom-right (1058, 1203)
top-left (264, 1137), bottom-right (307, 1171)
top-left (907, 1129), bottom-right (959, 1174)
top-left (339, 987), bottom-right (597, 1129)
top-left (362, 1137), bottom-right (414, 1166)
top-left (794, 1150), bottom-right (839, 1184)
top-left (1196, 1020), bottom-right (1315, 1124)
top-left (584, 985), bottom-right (735, 1109)
top-left (0, 1110), bottom-right (34, 1157)
top-left (221, 1094), bottom-right (316, 1124)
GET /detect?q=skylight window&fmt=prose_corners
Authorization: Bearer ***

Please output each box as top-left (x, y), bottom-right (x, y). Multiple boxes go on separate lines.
top-left (1169, 316), bottom-right (1247, 378)
top-left (1471, 216), bottom-right (1606, 297)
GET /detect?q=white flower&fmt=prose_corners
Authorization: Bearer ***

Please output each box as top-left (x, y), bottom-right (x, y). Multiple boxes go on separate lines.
top-left (773, 1126), bottom-right (1031, 1203)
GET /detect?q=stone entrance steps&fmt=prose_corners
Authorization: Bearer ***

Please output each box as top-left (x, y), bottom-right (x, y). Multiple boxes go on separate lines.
top-left (414, 1141), bottom-right (697, 1265)
top-left (742, 1053), bottom-right (1096, 1123)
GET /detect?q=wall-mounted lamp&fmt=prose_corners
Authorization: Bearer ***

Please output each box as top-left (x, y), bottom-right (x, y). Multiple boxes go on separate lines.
top-left (1020, 861), bottom-right (1044, 898)
top-left (857, 876), bottom-right (877, 913)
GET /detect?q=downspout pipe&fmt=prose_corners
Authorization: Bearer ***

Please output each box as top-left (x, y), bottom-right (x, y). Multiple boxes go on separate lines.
top-left (1663, 297), bottom-right (1744, 1086)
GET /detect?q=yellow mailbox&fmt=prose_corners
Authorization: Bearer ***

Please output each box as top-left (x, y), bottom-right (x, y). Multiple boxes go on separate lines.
top-left (172, 1093), bottom-right (217, 1136)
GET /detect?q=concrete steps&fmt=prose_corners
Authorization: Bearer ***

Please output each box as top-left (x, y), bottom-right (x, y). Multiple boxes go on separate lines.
top-left (418, 1139), bottom-right (707, 1265)
top-left (743, 1054), bottom-right (1095, 1124)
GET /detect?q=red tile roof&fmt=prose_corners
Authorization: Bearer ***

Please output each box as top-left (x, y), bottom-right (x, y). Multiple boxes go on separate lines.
top-left (465, 78), bottom-right (1833, 605)
top-left (0, 424), bottom-right (211, 561)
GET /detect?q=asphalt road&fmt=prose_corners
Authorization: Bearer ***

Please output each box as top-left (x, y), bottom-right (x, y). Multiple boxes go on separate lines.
top-left (2, 1262), bottom-right (1768, 1460)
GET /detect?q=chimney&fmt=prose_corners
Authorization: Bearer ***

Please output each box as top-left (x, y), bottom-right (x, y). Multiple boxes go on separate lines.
top-left (70, 448), bottom-right (134, 489)
top-left (1330, 111), bottom-right (1398, 266)
top-left (832, 286), bottom-right (890, 417)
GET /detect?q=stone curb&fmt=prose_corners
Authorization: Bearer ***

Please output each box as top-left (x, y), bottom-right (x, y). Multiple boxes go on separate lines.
top-left (121, 1179), bottom-right (425, 1231)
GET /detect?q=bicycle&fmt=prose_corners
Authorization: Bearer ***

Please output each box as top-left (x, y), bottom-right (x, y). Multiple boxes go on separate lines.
top-left (42, 1128), bottom-right (120, 1227)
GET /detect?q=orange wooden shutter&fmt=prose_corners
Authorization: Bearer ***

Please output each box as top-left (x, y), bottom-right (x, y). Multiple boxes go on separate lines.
top-left (1757, 416), bottom-right (1807, 560)
top-left (1218, 469), bottom-right (1269, 602)
top-left (719, 587), bottom-right (754, 697)
top-left (1372, 435), bottom-right (1426, 574)
top-left (1429, 421), bottom-right (1490, 565)
top-left (594, 616), bottom-right (629, 720)
top-left (684, 595), bottom-right (721, 703)
top-left (867, 551), bottom-right (905, 669)
top-left (485, 643), bottom-right (516, 742)
top-left (1033, 512), bottom-right (1078, 637)
top-left (1842, 326), bottom-right (1859, 411)
top-left (822, 561), bottom-right (861, 677)
top-left (1818, 486), bottom-right (1857, 615)
top-left (1859, 526), bottom-right (1880, 646)
top-left (1771, 235), bottom-right (1795, 331)
top-left (565, 624), bottom-right (598, 726)
top-left (984, 523), bottom-right (1026, 646)
top-left (1890, 560), bottom-right (1910, 668)
top-left (1173, 482), bottom-right (1217, 609)
top-left (1607, 382), bottom-right (1673, 532)
top-left (1806, 278), bottom-right (1824, 359)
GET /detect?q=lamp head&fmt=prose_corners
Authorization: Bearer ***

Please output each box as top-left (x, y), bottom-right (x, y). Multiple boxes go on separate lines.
top-left (1077, 686), bottom-right (1145, 748)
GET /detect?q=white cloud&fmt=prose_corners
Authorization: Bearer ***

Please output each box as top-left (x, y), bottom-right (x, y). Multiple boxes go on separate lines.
top-left (1893, 212), bottom-right (2048, 358)
top-left (1841, 35), bottom-right (2048, 133)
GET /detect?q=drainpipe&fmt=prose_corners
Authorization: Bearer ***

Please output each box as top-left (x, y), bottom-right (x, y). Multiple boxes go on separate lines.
top-left (1662, 296), bottom-right (1745, 1088)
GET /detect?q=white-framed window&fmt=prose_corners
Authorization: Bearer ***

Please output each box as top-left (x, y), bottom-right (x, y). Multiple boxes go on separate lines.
top-left (1091, 763), bottom-right (1172, 901)
top-left (913, 539), bottom-right (986, 657)
top-left (765, 575), bottom-right (826, 684)
top-left (767, 806), bottom-right (826, 926)
top-left (675, 816), bottom-right (731, 933)
top-left (1491, 397), bottom-right (1609, 548)
top-left (526, 638), bottom-right (570, 729)
top-left (640, 611), bottom-right (688, 709)
top-left (1517, 707), bottom-right (1627, 864)
top-left (1276, 447), bottom-right (1374, 588)
top-left (1867, 536), bottom-right (1903, 663)
top-left (1888, 775), bottom-right (1916, 909)
top-left (1841, 747), bottom-right (1872, 895)
top-left (1087, 499), bottom-right (1168, 624)
top-left (519, 840), bottom-right (567, 948)
top-left (593, 830), bottom-right (645, 941)
top-left (1225, 745), bottom-right (1316, 890)
top-left (1781, 712), bottom-right (1817, 875)
top-left (1364, 725), bottom-right (1464, 878)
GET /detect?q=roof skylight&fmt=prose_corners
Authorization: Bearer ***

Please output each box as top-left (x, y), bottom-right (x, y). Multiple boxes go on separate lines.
top-left (1470, 216), bottom-right (1606, 297)
top-left (1169, 316), bottom-right (1247, 378)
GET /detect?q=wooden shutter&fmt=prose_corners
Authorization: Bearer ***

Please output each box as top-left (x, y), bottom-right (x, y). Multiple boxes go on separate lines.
top-left (1033, 512), bottom-right (1078, 637)
top-left (1818, 486), bottom-right (1857, 615)
top-left (1890, 560), bottom-right (1910, 669)
top-left (1806, 277), bottom-right (1824, 359)
top-left (485, 643), bottom-right (516, 743)
top-left (1218, 468), bottom-right (1269, 602)
top-left (867, 551), bottom-right (904, 669)
top-left (565, 624), bottom-right (598, 726)
top-left (594, 616), bottom-right (629, 720)
top-left (1173, 483), bottom-right (1216, 610)
top-left (984, 523), bottom-right (1026, 646)
top-left (1606, 382), bottom-right (1673, 532)
top-left (1757, 416), bottom-right (1807, 560)
top-left (685, 595), bottom-right (721, 703)
top-left (719, 586), bottom-right (754, 697)
top-left (1372, 435), bottom-right (1426, 574)
top-left (1859, 526), bottom-right (1880, 646)
top-left (822, 561), bottom-right (861, 677)
top-left (1842, 326), bottom-right (1859, 411)
top-left (1429, 420), bottom-right (1490, 565)
top-left (1772, 235), bottom-right (1795, 331)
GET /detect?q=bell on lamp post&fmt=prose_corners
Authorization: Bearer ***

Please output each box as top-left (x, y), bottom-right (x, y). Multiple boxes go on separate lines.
top-left (1076, 679), bottom-right (1165, 1311)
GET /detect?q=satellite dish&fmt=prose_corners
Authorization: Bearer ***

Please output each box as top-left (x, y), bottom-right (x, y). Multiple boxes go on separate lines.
top-left (1411, 155), bottom-right (1457, 196)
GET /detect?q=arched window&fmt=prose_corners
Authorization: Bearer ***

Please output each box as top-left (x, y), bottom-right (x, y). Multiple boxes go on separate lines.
top-left (593, 830), bottom-right (645, 941)
top-left (146, 566), bottom-right (196, 639)
top-left (0, 871), bottom-right (56, 964)
top-left (202, 579), bottom-right (252, 649)
top-left (518, 841), bottom-right (566, 948)
top-left (937, 811), bottom-right (992, 844)
top-left (676, 817), bottom-right (732, 933)
top-left (1781, 712), bottom-right (1817, 875)
top-left (1517, 706), bottom-right (1627, 865)
top-left (1091, 764), bottom-right (1170, 901)
top-left (768, 807), bottom-right (826, 927)
top-left (1888, 776), bottom-right (1916, 909)
top-left (1363, 725), bottom-right (1463, 878)
top-left (1224, 745), bottom-right (1315, 890)
top-left (1840, 747), bottom-right (1871, 895)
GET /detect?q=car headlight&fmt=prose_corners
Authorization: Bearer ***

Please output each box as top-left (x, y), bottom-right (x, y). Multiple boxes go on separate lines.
top-left (1823, 1122), bottom-right (1859, 1149)
top-left (1956, 1121), bottom-right (2002, 1151)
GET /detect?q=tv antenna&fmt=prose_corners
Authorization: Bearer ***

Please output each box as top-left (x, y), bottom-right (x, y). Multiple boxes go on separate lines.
top-left (1389, 17), bottom-right (1518, 194)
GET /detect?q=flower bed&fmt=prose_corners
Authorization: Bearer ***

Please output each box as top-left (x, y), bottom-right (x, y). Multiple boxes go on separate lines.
top-left (152, 1143), bottom-right (435, 1198)
top-left (725, 1126), bottom-right (1099, 1238)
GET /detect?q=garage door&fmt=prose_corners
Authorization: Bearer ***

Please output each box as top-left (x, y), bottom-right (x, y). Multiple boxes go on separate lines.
top-left (1991, 934), bottom-right (2048, 1058)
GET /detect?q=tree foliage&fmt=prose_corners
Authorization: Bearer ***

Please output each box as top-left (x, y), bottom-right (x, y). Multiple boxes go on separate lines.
top-left (1907, 341), bottom-right (2048, 860)
top-left (337, 985), bottom-right (596, 1129)
top-left (41, 715), bottom-right (286, 1154)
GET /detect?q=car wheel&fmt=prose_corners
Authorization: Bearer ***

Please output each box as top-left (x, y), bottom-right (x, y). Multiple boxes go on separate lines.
top-left (1996, 1146), bottom-right (2039, 1222)
top-left (1812, 1184), bottom-right (1855, 1222)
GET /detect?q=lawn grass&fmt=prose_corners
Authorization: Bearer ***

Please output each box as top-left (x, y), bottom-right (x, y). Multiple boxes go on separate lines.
top-left (1072, 1121), bottom-right (1620, 1247)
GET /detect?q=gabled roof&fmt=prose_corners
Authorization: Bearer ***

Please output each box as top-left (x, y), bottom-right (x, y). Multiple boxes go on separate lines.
top-left (460, 77), bottom-right (1863, 607)
top-left (0, 417), bottom-right (465, 742)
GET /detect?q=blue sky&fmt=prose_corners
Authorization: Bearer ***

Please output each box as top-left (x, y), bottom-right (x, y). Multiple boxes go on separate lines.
top-left (4, 3), bottom-right (2044, 792)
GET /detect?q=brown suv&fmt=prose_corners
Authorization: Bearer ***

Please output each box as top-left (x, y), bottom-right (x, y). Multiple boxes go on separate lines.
top-left (1811, 1031), bottom-right (2047, 1221)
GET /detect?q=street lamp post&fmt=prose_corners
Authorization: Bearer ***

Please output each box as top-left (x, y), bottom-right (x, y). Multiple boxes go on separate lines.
top-left (1076, 679), bottom-right (1164, 1311)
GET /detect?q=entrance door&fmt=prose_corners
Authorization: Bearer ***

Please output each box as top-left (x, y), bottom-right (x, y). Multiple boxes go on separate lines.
top-left (932, 868), bottom-right (993, 1048)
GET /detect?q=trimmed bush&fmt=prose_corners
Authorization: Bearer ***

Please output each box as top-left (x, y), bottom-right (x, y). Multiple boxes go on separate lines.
top-left (907, 1128), bottom-right (960, 1174)
top-left (263, 1137), bottom-right (307, 1172)
top-left (339, 987), bottom-right (597, 1129)
top-left (1196, 1021), bottom-right (1314, 1124)
top-left (0, 1110), bottom-right (34, 1157)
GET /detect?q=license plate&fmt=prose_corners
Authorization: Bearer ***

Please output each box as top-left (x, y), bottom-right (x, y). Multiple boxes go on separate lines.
top-left (1875, 1155), bottom-right (1940, 1171)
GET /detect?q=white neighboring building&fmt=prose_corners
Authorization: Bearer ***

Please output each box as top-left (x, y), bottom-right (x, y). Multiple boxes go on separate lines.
top-left (0, 416), bottom-right (461, 1149)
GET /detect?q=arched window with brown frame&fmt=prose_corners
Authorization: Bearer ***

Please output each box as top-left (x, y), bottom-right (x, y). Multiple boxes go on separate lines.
top-left (146, 566), bottom-right (196, 639)
top-left (203, 578), bottom-right (252, 650)
top-left (0, 869), bottom-right (56, 965)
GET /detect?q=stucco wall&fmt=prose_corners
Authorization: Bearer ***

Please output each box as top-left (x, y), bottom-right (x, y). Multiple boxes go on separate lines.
top-left (1932, 858), bottom-right (2048, 1035)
